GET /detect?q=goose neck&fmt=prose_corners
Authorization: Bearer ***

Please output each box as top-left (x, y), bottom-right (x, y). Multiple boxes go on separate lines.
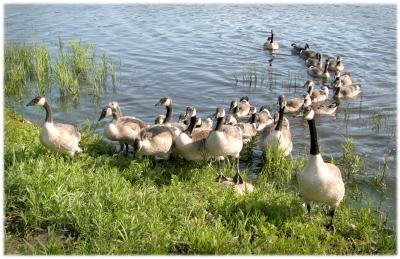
top-left (164, 105), bottom-right (172, 123)
top-left (308, 118), bottom-right (320, 155)
top-left (274, 107), bottom-right (285, 131)
top-left (184, 115), bottom-right (197, 135)
top-left (215, 116), bottom-right (224, 131)
top-left (44, 102), bottom-right (53, 123)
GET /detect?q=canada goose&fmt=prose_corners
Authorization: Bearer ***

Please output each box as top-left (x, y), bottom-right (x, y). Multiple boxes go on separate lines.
top-left (155, 96), bottom-right (187, 136)
top-left (205, 107), bottom-right (244, 184)
top-left (258, 96), bottom-right (293, 156)
top-left (264, 29), bottom-right (279, 50)
top-left (154, 115), bottom-right (165, 125)
top-left (308, 59), bottom-right (330, 80)
top-left (303, 94), bottom-right (338, 116)
top-left (256, 106), bottom-right (274, 131)
top-left (285, 95), bottom-right (305, 113)
top-left (305, 52), bottom-right (322, 68)
top-left (133, 125), bottom-right (176, 160)
top-left (291, 43), bottom-right (309, 54)
top-left (300, 45), bottom-right (318, 60)
top-left (225, 114), bottom-right (238, 125)
top-left (328, 56), bottom-right (344, 72)
top-left (299, 106), bottom-right (345, 231)
top-left (26, 96), bottom-right (82, 157)
top-left (98, 104), bottom-right (148, 154)
top-left (230, 96), bottom-right (251, 119)
top-left (236, 106), bottom-right (258, 143)
top-left (306, 80), bottom-right (330, 103)
top-left (174, 106), bottom-right (212, 161)
top-left (333, 71), bottom-right (353, 86)
top-left (333, 80), bottom-right (361, 99)
top-left (216, 172), bottom-right (254, 196)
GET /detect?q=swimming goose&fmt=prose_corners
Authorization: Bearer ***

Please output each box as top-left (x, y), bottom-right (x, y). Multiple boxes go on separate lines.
top-left (258, 96), bottom-right (293, 156)
top-left (285, 95), bottom-right (305, 113)
top-left (291, 43), bottom-right (309, 54)
top-left (98, 104), bottom-right (148, 154)
top-left (306, 80), bottom-right (330, 103)
top-left (133, 124), bottom-right (176, 160)
top-left (230, 96), bottom-right (251, 119)
top-left (333, 71), bottom-right (353, 86)
top-left (264, 29), bottom-right (279, 50)
top-left (205, 107), bottom-right (244, 184)
top-left (235, 106), bottom-right (258, 144)
top-left (305, 52), bottom-right (322, 68)
top-left (328, 56), bottom-right (344, 72)
top-left (300, 45), bottom-right (318, 60)
top-left (303, 94), bottom-right (338, 116)
top-left (333, 80), bottom-right (361, 99)
top-left (299, 106), bottom-right (345, 231)
top-left (174, 106), bottom-right (212, 161)
top-left (308, 59), bottom-right (330, 80)
top-left (26, 96), bottom-right (82, 157)
top-left (155, 96), bottom-right (187, 136)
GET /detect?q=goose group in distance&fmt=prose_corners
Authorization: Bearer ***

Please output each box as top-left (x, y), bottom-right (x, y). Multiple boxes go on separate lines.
top-left (26, 30), bottom-right (363, 232)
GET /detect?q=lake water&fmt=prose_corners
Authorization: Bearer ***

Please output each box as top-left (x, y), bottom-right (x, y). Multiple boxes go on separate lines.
top-left (4, 4), bottom-right (397, 225)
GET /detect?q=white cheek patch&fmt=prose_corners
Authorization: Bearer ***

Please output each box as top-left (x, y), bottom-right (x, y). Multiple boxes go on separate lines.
top-left (37, 97), bottom-right (46, 106)
top-left (106, 107), bottom-right (113, 117)
top-left (305, 110), bottom-right (315, 120)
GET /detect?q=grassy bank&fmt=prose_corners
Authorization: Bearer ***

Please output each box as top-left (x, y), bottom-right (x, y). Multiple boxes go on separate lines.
top-left (4, 108), bottom-right (396, 255)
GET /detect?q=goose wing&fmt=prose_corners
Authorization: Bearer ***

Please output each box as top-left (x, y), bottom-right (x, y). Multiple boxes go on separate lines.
top-left (54, 123), bottom-right (81, 140)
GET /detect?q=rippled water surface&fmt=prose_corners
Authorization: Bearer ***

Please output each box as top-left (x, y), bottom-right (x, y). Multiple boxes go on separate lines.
top-left (4, 4), bottom-right (397, 224)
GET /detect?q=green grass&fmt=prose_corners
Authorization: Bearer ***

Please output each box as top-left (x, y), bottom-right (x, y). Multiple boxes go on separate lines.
top-left (4, 108), bottom-right (396, 255)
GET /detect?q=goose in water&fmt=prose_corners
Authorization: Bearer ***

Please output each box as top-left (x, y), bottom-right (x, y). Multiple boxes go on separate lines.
top-left (206, 107), bottom-right (244, 185)
top-left (229, 96), bottom-right (251, 119)
top-left (258, 96), bottom-right (292, 156)
top-left (333, 80), bottom-right (361, 99)
top-left (264, 29), bottom-right (279, 50)
top-left (333, 71), bottom-right (353, 86)
top-left (174, 106), bottom-right (212, 161)
top-left (303, 93), bottom-right (338, 116)
top-left (235, 106), bottom-right (258, 144)
top-left (155, 96), bottom-right (187, 136)
top-left (98, 103), bottom-right (148, 154)
top-left (308, 58), bottom-right (330, 80)
top-left (300, 45), bottom-right (318, 60)
top-left (305, 52), bottom-right (322, 68)
top-left (328, 56), bottom-right (345, 72)
top-left (305, 80), bottom-right (329, 103)
top-left (26, 96), bottom-right (82, 157)
top-left (255, 106), bottom-right (274, 131)
top-left (291, 43), bottom-right (309, 54)
top-left (299, 106), bottom-right (345, 232)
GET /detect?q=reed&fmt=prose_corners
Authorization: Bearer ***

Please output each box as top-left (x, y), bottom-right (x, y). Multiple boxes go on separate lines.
top-left (33, 44), bottom-right (52, 95)
top-left (68, 39), bottom-right (89, 80)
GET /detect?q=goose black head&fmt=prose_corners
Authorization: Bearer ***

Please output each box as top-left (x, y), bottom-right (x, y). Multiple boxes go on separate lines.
top-left (240, 96), bottom-right (249, 102)
top-left (229, 100), bottom-right (238, 112)
top-left (214, 107), bottom-right (226, 119)
top-left (27, 96), bottom-right (46, 107)
top-left (98, 107), bottom-right (112, 121)
top-left (185, 106), bottom-right (196, 118)
top-left (155, 96), bottom-right (171, 107)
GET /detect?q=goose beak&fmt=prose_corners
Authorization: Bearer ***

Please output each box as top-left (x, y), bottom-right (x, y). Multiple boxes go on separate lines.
top-left (26, 100), bottom-right (35, 106)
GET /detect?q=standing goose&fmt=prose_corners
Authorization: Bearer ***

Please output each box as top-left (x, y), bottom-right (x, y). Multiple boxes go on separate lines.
top-left (133, 125), bottom-right (176, 160)
top-left (26, 96), bottom-right (82, 157)
top-left (308, 58), bottom-right (330, 80)
top-left (299, 106), bottom-right (345, 231)
top-left (258, 96), bottom-right (293, 156)
top-left (256, 106), bottom-right (274, 131)
top-left (155, 96), bottom-right (187, 136)
top-left (303, 93), bottom-right (338, 116)
top-left (98, 104), bottom-right (148, 154)
top-left (333, 71), bottom-right (353, 86)
top-left (328, 56), bottom-right (345, 72)
top-left (291, 43), bottom-right (309, 54)
top-left (229, 96), bottom-right (251, 119)
top-left (333, 80), bottom-right (361, 99)
top-left (205, 107), bottom-right (244, 185)
top-left (305, 52), bottom-right (322, 68)
top-left (174, 106), bottom-right (212, 161)
top-left (264, 29), bottom-right (279, 50)
top-left (236, 106), bottom-right (258, 144)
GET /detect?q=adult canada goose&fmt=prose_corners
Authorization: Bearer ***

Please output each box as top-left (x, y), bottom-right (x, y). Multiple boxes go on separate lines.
top-left (216, 172), bottom-right (254, 196)
top-left (306, 80), bottom-right (330, 103)
top-left (333, 80), bottom-right (361, 99)
top-left (26, 96), bottom-right (82, 157)
top-left (328, 56), bottom-right (344, 72)
top-left (174, 106), bottom-right (212, 161)
top-left (303, 94), bottom-right (338, 116)
top-left (300, 45), bottom-right (318, 60)
top-left (305, 52), bottom-right (322, 68)
top-left (285, 95), bottom-right (305, 113)
top-left (230, 96), bottom-right (251, 119)
top-left (258, 96), bottom-right (292, 156)
top-left (155, 96), bottom-right (187, 136)
top-left (133, 125), bottom-right (176, 160)
top-left (333, 71), bottom-right (353, 86)
top-left (264, 29), bottom-right (279, 50)
top-left (291, 43), bottom-right (309, 54)
top-left (299, 106), bottom-right (345, 231)
top-left (236, 106), bottom-right (258, 144)
top-left (205, 107), bottom-right (244, 184)
top-left (98, 104), bottom-right (148, 154)
top-left (308, 59), bottom-right (330, 80)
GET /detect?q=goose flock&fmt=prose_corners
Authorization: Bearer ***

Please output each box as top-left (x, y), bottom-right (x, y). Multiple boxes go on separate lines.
top-left (26, 30), bottom-right (362, 231)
